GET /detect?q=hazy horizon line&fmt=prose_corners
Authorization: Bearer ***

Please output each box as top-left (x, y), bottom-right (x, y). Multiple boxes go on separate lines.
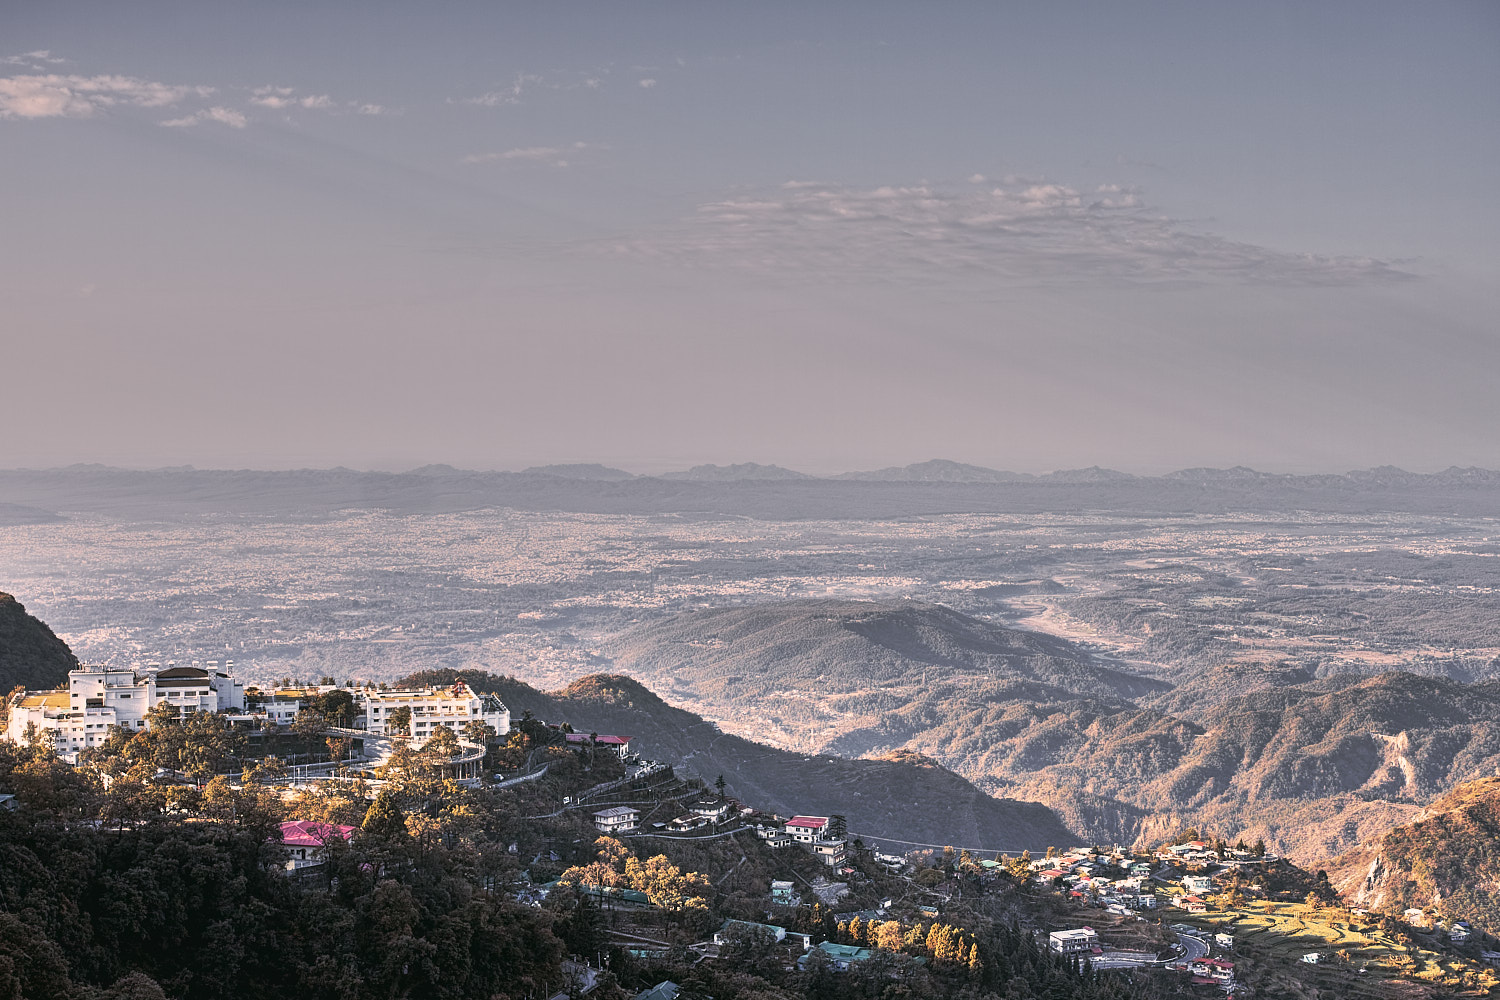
top-left (4, 459), bottom-right (1497, 480)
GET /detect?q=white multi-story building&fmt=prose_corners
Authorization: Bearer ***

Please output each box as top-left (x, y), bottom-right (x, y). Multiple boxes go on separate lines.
top-left (5, 663), bottom-right (246, 753)
top-left (593, 806), bottom-right (640, 834)
top-left (1048, 928), bottom-right (1099, 955)
top-left (785, 816), bottom-right (829, 844)
top-left (356, 682), bottom-right (509, 739)
top-left (243, 680), bottom-right (510, 740)
top-left (782, 816), bottom-right (847, 867)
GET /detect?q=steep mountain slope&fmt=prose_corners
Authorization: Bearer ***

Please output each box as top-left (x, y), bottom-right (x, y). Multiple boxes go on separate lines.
top-left (398, 668), bottom-right (1080, 852)
top-left (910, 672), bottom-right (1500, 862)
top-left (604, 601), bottom-right (1500, 861)
top-left (1328, 776), bottom-right (1500, 930)
top-left (608, 599), bottom-right (1167, 749)
top-left (0, 591), bottom-right (78, 696)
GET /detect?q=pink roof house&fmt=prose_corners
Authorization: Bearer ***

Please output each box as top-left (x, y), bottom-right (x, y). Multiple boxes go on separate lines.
top-left (278, 820), bottom-right (356, 869)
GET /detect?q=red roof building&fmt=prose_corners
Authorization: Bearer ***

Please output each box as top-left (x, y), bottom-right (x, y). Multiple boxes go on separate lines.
top-left (278, 820), bottom-right (355, 865)
top-left (786, 816), bottom-right (828, 829)
top-left (785, 816), bottom-right (828, 839)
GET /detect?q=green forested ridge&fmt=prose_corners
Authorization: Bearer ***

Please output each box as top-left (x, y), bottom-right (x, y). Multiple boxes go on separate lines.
top-left (0, 710), bottom-right (1187, 1000)
top-left (0, 590), bottom-right (79, 697)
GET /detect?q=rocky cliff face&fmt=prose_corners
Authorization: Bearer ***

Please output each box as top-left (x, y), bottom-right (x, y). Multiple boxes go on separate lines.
top-left (1328, 776), bottom-right (1500, 928)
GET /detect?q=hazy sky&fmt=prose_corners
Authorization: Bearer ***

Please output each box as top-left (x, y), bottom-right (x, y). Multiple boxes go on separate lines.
top-left (3, 1), bottom-right (1497, 474)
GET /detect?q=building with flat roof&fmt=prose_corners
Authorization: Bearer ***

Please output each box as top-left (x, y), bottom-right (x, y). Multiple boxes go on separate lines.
top-left (358, 681), bottom-right (508, 739)
top-left (1048, 928), bottom-right (1099, 955)
top-left (714, 920), bottom-right (786, 946)
top-left (798, 941), bottom-right (874, 971)
top-left (5, 663), bottom-right (245, 753)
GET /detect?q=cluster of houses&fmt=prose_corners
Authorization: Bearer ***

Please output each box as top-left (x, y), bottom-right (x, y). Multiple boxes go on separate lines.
top-left (1030, 845), bottom-right (1258, 987)
top-left (4, 664), bottom-right (511, 757)
top-left (588, 802), bottom-right (852, 871)
top-left (588, 796), bottom-right (734, 836)
top-left (1029, 850), bottom-right (1162, 912)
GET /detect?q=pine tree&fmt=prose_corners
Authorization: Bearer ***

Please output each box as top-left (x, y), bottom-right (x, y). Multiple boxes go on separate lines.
top-left (925, 922), bottom-right (945, 957)
top-left (361, 789), bottom-right (405, 839)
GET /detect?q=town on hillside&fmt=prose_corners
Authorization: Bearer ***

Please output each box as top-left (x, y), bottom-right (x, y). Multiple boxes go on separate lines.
top-left (3, 660), bottom-right (1499, 999)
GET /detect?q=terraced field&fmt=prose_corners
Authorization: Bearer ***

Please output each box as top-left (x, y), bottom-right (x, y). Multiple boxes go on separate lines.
top-left (1171, 901), bottom-right (1497, 997)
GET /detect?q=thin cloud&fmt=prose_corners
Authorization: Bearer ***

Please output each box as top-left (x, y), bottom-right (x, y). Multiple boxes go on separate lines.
top-left (0, 73), bottom-right (212, 119)
top-left (614, 178), bottom-right (1415, 287)
top-left (2, 50), bottom-right (66, 67)
top-left (250, 86), bottom-right (335, 110)
top-left (461, 142), bottom-right (592, 167)
top-left (464, 73), bottom-right (541, 107)
top-left (160, 106), bottom-right (247, 129)
top-left (638, 78), bottom-right (657, 89)
top-left (249, 86), bottom-right (392, 118)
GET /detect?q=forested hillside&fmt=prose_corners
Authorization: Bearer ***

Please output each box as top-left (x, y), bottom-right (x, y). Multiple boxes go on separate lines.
top-left (0, 590), bottom-right (78, 695)
top-left (398, 668), bottom-right (1081, 852)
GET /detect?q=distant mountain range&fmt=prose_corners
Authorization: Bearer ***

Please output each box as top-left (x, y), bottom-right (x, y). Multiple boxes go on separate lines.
top-left (659, 463), bottom-right (812, 481)
top-left (521, 463), bottom-right (636, 481)
top-left (2, 463), bottom-right (1496, 517)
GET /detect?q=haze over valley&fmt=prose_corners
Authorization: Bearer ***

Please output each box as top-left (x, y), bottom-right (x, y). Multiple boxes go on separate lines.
top-left (4, 465), bottom-right (1497, 863)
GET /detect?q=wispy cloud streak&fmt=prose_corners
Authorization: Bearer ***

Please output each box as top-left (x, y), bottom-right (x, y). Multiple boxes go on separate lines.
top-left (461, 142), bottom-right (592, 167)
top-left (160, 106), bottom-right (247, 129)
top-left (615, 179), bottom-right (1413, 286)
top-left (0, 73), bottom-right (212, 119)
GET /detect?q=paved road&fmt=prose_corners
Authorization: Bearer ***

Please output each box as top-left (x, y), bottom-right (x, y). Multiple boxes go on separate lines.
top-left (1093, 933), bottom-right (1206, 971)
top-left (1177, 933), bottom-right (1209, 963)
top-left (1093, 955), bottom-right (1153, 970)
